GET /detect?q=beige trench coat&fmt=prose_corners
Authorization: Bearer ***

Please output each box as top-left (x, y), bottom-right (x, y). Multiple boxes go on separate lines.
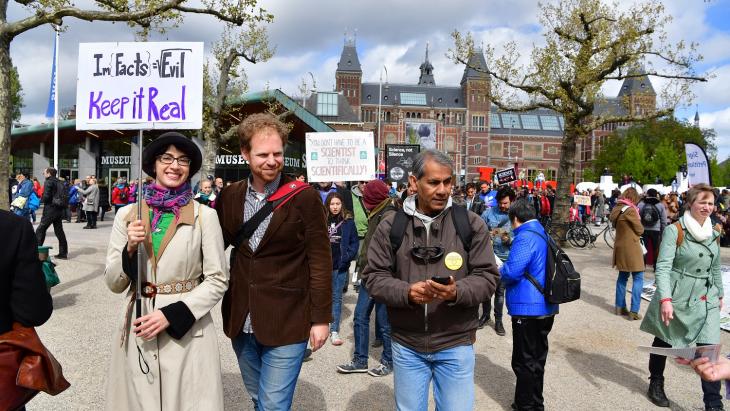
top-left (609, 204), bottom-right (645, 272)
top-left (104, 201), bottom-right (228, 410)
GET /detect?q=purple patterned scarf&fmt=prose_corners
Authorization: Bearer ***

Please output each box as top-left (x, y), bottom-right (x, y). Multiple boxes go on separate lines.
top-left (143, 182), bottom-right (193, 230)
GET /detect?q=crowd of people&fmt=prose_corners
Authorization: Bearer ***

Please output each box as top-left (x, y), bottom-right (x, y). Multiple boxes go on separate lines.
top-left (4, 111), bottom-right (730, 410)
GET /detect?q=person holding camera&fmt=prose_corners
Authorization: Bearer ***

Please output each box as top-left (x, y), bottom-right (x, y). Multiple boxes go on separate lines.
top-left (363, 150), bottom-right (499, 410)
top-left (479, 186), bottom-right (516, 335)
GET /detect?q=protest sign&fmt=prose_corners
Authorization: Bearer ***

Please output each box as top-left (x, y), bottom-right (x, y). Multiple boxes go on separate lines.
top-left (76, 42), bottom-right (204, 130)
top-left (406, 122), bottom-right (436, 150)
top-left (496, 167), bottom-right (517, 184)
top-left (574, 195), bottom-right (591, 206)
top-left (306, 132), bottom-right (375, 182)
top-left (386, 144), bottom-right (419, 184)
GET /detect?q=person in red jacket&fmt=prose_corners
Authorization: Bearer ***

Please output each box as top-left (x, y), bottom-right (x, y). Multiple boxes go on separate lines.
top-left (111, 179), bottom-right (130, 213)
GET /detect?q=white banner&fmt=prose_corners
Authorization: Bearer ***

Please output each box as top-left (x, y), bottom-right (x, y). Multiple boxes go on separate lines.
top-left (76, 42), bottom-right (204, 130)
top-left (306, 132), bottom-right (375, 182)
top-left (685, 143), bottom-right (711, 186)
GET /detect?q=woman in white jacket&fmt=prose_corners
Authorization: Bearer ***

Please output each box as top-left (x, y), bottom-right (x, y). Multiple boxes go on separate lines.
top-left (104, 133), bottom-right (228, 410)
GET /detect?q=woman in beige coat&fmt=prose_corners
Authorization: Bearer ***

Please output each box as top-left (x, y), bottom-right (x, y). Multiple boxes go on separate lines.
top-left (104, 133), bottom-right (228, 410)
top-left (609, 187), bottom-right (645, 320)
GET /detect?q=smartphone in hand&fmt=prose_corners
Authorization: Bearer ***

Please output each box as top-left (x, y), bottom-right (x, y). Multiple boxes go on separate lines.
top-left (431, 276), bottom-right (451, 285)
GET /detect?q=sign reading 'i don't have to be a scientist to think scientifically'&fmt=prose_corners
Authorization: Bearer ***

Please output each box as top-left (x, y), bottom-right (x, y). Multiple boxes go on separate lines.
top-left (76, 42), bottom-right (204, 130)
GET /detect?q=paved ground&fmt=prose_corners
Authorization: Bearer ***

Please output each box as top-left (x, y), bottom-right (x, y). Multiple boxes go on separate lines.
top-left (25, 213), bottom-right (730, 411)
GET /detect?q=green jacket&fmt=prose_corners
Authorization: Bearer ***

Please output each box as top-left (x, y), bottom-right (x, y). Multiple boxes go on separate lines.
top-left (640, 218), bottom-right (722, 346)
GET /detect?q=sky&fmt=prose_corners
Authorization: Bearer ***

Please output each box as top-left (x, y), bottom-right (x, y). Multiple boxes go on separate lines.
top-left (8, 0), bottom-right (730, 161)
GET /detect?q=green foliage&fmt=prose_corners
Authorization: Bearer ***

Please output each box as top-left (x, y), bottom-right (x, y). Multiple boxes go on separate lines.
top-left (592, 118), bottom-right (718, 185)
top-left (9, 66), bottom-right (23, 122)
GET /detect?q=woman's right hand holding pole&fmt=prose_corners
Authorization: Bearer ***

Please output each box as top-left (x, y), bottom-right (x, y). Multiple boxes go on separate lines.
top-left (127, 220), bottom-right (146, 257)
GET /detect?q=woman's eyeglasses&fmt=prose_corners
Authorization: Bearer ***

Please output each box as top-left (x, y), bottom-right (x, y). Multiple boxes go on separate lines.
top-left (157, 154), bottom-right (191, 167)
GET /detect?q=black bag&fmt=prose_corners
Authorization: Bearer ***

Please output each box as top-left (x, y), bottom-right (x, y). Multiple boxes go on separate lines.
top-left (640, 203), bottom-right (659, 226)
top-left (389, 205), bottom-right (473, 269)
top-left (51, 181), bottom-right (68, 209)
top-left (524, 229), bottom-right (581, 304)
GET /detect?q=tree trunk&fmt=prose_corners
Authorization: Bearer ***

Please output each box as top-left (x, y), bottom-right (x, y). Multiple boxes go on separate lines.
top-left (201, 130), bottom-right (219, 179)
top-left (0, 37), bottom-right (12, 210)
top-left (552, 123), bottom-right (581, 244)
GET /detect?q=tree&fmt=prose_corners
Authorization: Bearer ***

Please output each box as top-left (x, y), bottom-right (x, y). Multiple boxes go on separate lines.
top-left (621, 137), bottom-right (647, 183)
top-left (591, 119), bottom-right (716, 185)
top-left (0, 1), bottom-right (273, 210)
top-left (200, 23), bottom-right (274, 179)
top-left (450, 0), bottom-right (706, 240)
top-left (9, 66), bottom-right (23, 123)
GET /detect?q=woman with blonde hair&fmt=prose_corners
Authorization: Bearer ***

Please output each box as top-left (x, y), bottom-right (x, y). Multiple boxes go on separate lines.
top-left (640, 183), bottom-right (723, 409)
top-left (609, 187), bottom-right (644, 320)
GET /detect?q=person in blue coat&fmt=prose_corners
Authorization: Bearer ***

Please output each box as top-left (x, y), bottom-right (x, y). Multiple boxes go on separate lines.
top-left (325, 191), bottom-right (359, 346)
top-left (499, 198), bottom-right (558, 411)
top-left (11, 172), bottom-right (34, 220)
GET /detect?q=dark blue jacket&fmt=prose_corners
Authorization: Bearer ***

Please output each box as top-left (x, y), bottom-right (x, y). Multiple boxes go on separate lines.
top-left (500, 219), bottom-right (558, 317)
top-left (334, 218), bottom-right (359, 272)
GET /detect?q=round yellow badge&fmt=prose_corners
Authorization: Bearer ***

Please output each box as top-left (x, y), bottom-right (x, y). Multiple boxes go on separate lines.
top-left (444, 252), bottom-right (463, 271)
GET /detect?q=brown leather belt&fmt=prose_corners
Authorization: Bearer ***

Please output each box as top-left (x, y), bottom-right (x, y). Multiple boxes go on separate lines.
top-left (141, 277), bottom-right (201, 298)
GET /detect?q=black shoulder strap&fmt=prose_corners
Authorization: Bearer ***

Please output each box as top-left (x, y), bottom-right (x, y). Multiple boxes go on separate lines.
top-left (389, 208), bottom-right (409, 255)
top-left (522, 228), bottom-right (551, 296)
top-left (451, 204), bottom-right (473, 252)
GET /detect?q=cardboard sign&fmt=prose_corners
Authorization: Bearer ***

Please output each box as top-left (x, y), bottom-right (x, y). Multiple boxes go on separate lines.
top-left (76, 42), bottom-right (204, 130)
top-left (496, 167), bottom-right (517, 184)
top-left (306, 132), bottom-right (375, 182)
top-left (386, 144), bottom-right (420, 184)
top-left (574, 195), bottom-right (591, 206)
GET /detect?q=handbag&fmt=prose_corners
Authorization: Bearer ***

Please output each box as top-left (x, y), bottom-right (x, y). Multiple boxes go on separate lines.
top-left (0, 323), bottom-right (70, 410)
top-left (640, 238), bottom-right (648, 255)
top-left (10, 196), bottom-right (27, 210)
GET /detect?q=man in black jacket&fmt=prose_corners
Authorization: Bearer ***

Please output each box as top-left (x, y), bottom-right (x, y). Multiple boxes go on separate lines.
top-left (35, 167), bottom-right (68, 259)
top-left (0, 210), bottom-right (53, 334)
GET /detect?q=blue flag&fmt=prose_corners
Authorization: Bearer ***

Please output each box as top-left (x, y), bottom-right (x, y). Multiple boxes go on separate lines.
top-left (45, 35), bottom-right (57, 119)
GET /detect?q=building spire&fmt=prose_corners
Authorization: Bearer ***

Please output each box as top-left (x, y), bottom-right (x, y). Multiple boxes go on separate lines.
top-left (418, 42), bottom-right (435, 86)
top-left (694, 105), bottom-right (700, 128)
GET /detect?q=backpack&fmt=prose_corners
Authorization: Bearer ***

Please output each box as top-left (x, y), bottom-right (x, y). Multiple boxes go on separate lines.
top-left (119, 188), bottom-right (128, 202)
top-left (640, 203), bottom-right (660, 226)
top-left (51, 180), bottom-right (69, 208)
top-left (389, 205), bottom-right (473, 269)
top-left (27, 191), bottom-right (40, 211)
top-left (523, 228), bottom-right (581, 304)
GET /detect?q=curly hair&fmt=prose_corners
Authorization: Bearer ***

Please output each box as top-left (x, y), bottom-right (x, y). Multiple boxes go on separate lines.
top-left (237, 113), bottom-right (290, 152)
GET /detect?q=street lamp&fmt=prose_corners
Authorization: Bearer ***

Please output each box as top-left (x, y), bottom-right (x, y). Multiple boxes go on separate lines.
top-left (508, 117), bottom-right (515, 164)
top-left (377, 65), bottom-right (388, 149)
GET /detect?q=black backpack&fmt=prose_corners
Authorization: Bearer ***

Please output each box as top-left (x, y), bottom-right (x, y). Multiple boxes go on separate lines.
top-left (389, 205), bottom-right (473, 265)
top-left (51, 180), bottom-right (69, 208)
top-left (524, 228), bottom-right (581, 304)
top-left (640, 203), bottom-right (660, 226)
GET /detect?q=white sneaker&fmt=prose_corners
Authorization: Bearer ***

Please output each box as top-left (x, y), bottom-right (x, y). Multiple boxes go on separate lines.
top-left (330, 331), bottom-right (343, 346)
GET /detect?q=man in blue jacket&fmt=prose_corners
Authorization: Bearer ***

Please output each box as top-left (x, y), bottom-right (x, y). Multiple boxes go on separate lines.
top-left (500, 198), bottom-right (558, 411)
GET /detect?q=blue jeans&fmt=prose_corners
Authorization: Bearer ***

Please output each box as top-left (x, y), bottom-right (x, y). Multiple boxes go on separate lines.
top-left (331, 269), bottom-right (347, 332)
top-left (353, 284), bottom-right (392, 367)
top-left (615, 271), bottom-right (644, 313)
top-left (392, 341), bottom-right (475, 411)
top-left (231, 333), bottom-right (307, 411)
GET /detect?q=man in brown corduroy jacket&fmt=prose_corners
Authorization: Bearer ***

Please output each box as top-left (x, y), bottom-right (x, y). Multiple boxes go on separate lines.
top-left (216, 113), bottom-right (332, 411)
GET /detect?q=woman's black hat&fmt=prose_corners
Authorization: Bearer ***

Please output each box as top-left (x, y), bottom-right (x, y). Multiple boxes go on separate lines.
top-left (142, 132), bottom-right (202, 177)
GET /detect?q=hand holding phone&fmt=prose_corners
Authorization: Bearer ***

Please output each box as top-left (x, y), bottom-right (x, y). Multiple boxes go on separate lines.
top-left (431, 276), bottom-right (452, 285)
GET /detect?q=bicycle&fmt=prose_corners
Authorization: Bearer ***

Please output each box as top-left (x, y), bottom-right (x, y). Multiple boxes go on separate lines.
top-left (541, 218), bottom-right (591, 249)
top-left (569, 219), bottom-right (616, 249)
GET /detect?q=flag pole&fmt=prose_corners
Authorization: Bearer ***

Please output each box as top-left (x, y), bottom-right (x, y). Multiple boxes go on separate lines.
top-left (52, 25), bottom-right (59, 169)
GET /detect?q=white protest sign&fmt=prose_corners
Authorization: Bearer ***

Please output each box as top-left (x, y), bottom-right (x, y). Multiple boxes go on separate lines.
top-left (76, 42), bottom-right (204, 130)
top-left (306, 132), bottom-right (375, 182)
top-left (574, 195), bottom-right (591, 206)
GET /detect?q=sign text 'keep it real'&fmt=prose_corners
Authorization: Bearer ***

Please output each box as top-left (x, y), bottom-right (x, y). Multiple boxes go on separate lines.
top-left (76, 42), bottom-right (204, 131)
